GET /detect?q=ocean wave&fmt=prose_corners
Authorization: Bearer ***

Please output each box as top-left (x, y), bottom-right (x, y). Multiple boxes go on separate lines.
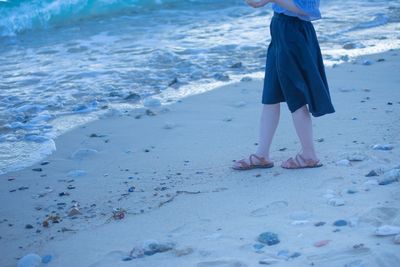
top-left (0, 0), bottom-right (189, 36)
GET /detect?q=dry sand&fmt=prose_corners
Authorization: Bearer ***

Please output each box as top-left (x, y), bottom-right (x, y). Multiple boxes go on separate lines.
top-left (1, 50), bottom-right (399, 267)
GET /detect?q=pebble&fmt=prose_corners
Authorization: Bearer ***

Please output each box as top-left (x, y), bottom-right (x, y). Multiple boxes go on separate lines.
top-left (328, 198), bottom-right (345, 207)
top-left (393, 234), bottom-right (400, 244)
top-left (17, 253), bottom-right (41, 267)
top-left (336, 159), bottom-right (351, 166)
top-left (241, 76), bottom-right (252, 82)
top-left (25, 224), bottom-right (34, 229)
top-left (141, 240), bottom-right (176, 256)
top-left (128, 186), bottom-right (135, 192)
top-left (365, 170), bottom-right (379, 177)
top-left (378, 168), bottom-right (400, 185)
top-left (314, 240), bottom-right (330, 247)
top-left (333, 219), bottom-right (348, 227)
top-left (41, 255), bottom-right (52, 264)
top-left (372, 144), bottom-right (394, 150)
top-left (374, 225), bottom-right (400, 236)
top-left (314, 221), bottom-right (326, 227)
top-left (362, 59), bottom-right (372, 66)
top-left (276, 250), bottom-right (301, 260)
top-left (32, 168), bottom-right (42, 172)
top-left (68, 207), bottom-right (81, 217)
top-left (213, 73), bottom-right (230, 81)
top-left (347, 188), bottom-right (358, 194)
top-left (346, 152), bottom-right (367, 161)
top-left (258, 232), bottom-right (280, 246)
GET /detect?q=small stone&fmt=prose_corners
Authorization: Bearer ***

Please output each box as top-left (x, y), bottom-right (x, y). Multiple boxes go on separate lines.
top-left (213, 73), bottom-right (230, 81)
top-left (362, 59), bottom-right (372, 66)
top-left (346, 152), bottom-right (367, 161)
top-left (32, 168), bottom-right (42, 172)
top-left (317, 138), bottom-right (324, 142)
top-left (365, 170), bottom-right (379, 177)
top-left (333, 220), bottom-right (348, 227)
top-left (41, 255), bottom-right (52, 264)
top-left (347, 188), bottom-right (358, 194)
top-left (128, 186), bottom-right (135, 192)
top-left (377, 58), bottom-right (385, 62)
top-left (328, 198), bottom-right (345, 206)
top-left (241, 76), bottom-right (252, 82)
top-left (25, 224), bottom-right (34, 229)
top-left (122, 257), bottom-right (133, 261)
top-left (336, 159), bottom-right (351, 166)
top-left (258, 232), bottom-right (280, 246)
top-left (68, 207), bottom-right (81, 217)
top-left (374, 225), bottom-right (400, 236)
top-left (314, 240), bottom-right (330, 247)
top-left (378, 168), bottom-right (400, 185)
top-left (372, 144), bottom-right (394, 150)
top-left (58, 192), bottom-right (70, 197)
top-left (40, 161), bottom-right (50, 166)
top-left (17, 253), bottom-right (41, 267)
top-left (314, 221), bottom-right (326, 227)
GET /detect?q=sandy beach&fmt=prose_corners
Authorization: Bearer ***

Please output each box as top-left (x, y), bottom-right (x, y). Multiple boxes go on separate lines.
top-left (1, 50), bottom-right (400, 267)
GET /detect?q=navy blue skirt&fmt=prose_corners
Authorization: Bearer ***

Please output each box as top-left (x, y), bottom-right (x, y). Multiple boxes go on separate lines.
top-left (261, 12), bottom-right (335, 117)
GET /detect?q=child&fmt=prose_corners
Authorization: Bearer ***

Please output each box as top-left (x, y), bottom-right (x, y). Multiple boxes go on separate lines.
top-left (233, 0), bottom-right (335, 170)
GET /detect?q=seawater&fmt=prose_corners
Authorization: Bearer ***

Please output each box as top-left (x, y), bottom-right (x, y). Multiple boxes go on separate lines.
top-left (1, 0), bottom-right (400, 174)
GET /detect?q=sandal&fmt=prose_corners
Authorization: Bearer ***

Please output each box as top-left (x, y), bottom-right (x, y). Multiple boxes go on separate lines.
top-left (281, 153), bottom-right (323, 169)
top-left (232, 154), bottom-right (274, 170)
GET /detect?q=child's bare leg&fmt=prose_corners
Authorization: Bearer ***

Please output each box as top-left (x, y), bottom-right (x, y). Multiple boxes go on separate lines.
top-left (291, 105), bottom-right (318, 160)
top-left (255, 103), bottom-right (280, 160)
top-left (233, 103), bottom-right (280, 167)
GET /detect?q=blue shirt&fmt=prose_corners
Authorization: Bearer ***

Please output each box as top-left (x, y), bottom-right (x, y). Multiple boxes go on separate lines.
top-left (272, 0), bottom-right (321, 21)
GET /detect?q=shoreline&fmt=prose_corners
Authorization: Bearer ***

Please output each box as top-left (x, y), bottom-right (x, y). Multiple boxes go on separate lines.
top-left (1, 49), bottom-right (400, 267)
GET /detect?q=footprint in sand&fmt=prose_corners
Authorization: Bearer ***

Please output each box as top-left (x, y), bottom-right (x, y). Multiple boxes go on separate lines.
top-left (359, 206), bottom-right (400, 227)
top-left (250, 200), bottom-right (288, 217)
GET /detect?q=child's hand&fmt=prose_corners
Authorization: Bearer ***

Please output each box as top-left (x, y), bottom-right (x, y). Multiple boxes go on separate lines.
top-left (245, 0), bottom-right (273, 8)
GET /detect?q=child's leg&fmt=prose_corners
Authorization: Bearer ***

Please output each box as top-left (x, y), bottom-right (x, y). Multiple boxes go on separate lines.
top-left (233, 103), bottom-right (279, 168)
top-left (255, 103), bottom-right (280, 160)
top-left (291, 105), bottom-right (318, 160)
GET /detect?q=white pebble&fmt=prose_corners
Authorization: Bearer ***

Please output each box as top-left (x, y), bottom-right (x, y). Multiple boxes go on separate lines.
top-left (328, 198), bottom-right (345, 207)
top-left (17, 253), bottom-right (41, 267)
top-left (336, 159), bottom-right (351, 166)
top-left (374, 225), bottom-right (400, 236)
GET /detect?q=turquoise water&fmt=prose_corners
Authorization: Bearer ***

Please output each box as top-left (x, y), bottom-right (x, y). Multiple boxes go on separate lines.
top-left (1, 0), bottom-right (400, 174)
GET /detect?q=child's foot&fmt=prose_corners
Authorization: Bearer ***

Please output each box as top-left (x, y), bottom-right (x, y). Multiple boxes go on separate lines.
top-left (281, 153), bottom-right (322, 169)
top-left (232, 153), bottom-right (274, 170)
